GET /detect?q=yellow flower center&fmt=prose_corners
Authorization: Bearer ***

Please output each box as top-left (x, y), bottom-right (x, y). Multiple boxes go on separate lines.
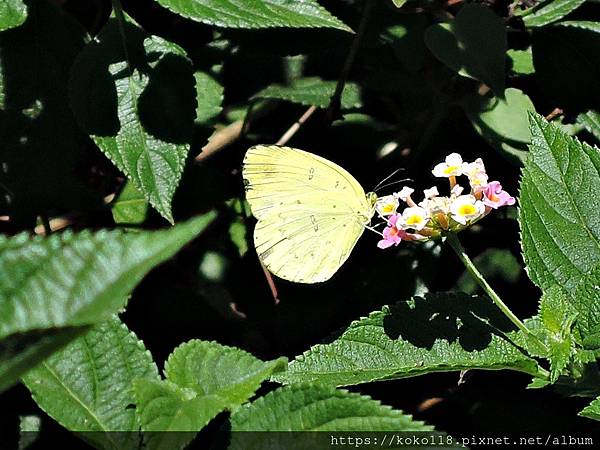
top-left (406, 215), bottom-right (424, 225)
top-left (443, 165), bottom-right (459, 175)
top-left (458, 204), bottom-right (476, 215)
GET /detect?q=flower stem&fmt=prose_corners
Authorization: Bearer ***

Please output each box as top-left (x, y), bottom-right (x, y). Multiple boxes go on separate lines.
top-left (447, 233), bottom-right (551, 379)
top-left (446, 233), bottom-right (530, 336)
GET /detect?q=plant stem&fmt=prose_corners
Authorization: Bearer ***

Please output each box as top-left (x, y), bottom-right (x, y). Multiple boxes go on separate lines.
top-left (446, 233), bottom-right (530, 336)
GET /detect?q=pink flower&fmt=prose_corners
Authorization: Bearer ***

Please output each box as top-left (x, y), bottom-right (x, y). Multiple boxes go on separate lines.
top-left (377, 214), bottom-right (408, 249)
top-left (483, 181), bottom-right (515, 209)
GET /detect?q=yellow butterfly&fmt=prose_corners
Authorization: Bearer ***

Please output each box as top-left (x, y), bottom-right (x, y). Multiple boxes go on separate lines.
top-left (242, 145), bottom-right (377, 283)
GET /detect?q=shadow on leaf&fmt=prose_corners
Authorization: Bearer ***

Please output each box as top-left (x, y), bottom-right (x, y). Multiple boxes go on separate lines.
top-left (383, 292), bottom-right (515, 352)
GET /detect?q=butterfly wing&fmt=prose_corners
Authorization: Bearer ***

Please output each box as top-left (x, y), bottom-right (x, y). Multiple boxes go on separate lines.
top-left (243, 145), bottom-right (372, 283)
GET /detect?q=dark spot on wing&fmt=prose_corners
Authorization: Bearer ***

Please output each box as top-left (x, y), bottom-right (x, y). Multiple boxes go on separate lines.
top-left (310, 215), bottom-right (318, 232)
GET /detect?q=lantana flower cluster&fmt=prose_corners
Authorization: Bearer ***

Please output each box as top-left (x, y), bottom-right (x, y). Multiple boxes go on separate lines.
top-left (375, 153), bottom-right (515, 249)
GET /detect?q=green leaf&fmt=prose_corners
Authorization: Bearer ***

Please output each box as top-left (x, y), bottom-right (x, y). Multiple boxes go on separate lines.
top-left (507, 49), bottom-right (535, 75)
top-left (577, 110), bottom-right (600, 143)
top-left (0, 327), bottom-right (89, 397)
top-left (229, 219), bottom-right (248, 257)
top-left (272, 293), bottom-right (539, 387)
top-left (519, 114), bottom-right (600, 294)
top-left (134, 379), bottom-right (223, 450)
top-left (134, 340), bottom-right (287, 450)
top-left (253, 77), bottom-right (362, 110)
top-left (0, 0), bottom-right (98, 224)
top-left (0, 0), bottom-right (26, 31)
top-left (23, 317), bottom-right (158, 450)
top-left (391, 0), bottom-right (408, 8)
top-left (538, 286), bottom-right (578, 382)
top-left (573, 265), bottom-right (600, 345)
top-left (155, 0), bottom-right (352, 32)
top-left (522, 0), bottom-right (586, 28)
top-left (230, 384), bottom-right (434, 433)
top-left (194, 71), bottom-right (224, 125)
top-left (463, 88), bottom-right (535, 162)
top-left (164, 340), bottom-right (287, 407)
top-left (111, 181), bottom-right (149, 225)
top-left (69, 15), bottom-right (196, 224)
top-left (0, 213), bottom-right (215, 393)
top-left (580, 396), bottom-right (600, 421)
top-left (554, 20), bottom-right (600, 34)
top-left (424, 5), bottom-right (505, 95)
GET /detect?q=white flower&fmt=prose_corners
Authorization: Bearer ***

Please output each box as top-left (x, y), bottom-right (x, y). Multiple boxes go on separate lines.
top-left (450, 195), bottom-right (485, 225)
top-left (399, 206), bottom-right (429, 231)
top-left (463, 158), bottom-right (488, 192)
top-left (375, 195), bottom-right (399, 216)
top-left (420, 195), bottom-right (450, 215)
top-left (423, 186), bottom-right (439, 199)
top-left (450, 184), bottom-right (464, 197)
top-left (397, 186), bottom-right (414, 201)
top-left (432, 153), bottom-right (464, 178)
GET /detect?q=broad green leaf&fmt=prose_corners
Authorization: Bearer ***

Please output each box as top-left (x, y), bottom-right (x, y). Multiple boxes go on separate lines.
top-left (580, 396), bottom-right (600, 421)
top-left (133, 379), bottom-right (224, 450)
top-left (230, 384), bottom-right (434, 438)
top-left (424, 5), bottom-right (505, 95)
top-left (253, 77), bottom-right (362, 110)
top-left (272, 293), bottom-right (539, 387)
top-left (0, 327), bottom-right (89, 396)
top-left (554, 20), bottom-right (600, 34)
top-left (573, 265), bottom-right (600, 345)
top-left (194, 71), bottom-right (224, 125)
top-left (23, 317), bottom-right (158, 450)
top-left (111, 181), bottom-right (149, 225)
top-left (134, 340), bottom-right (286, 450)
top-left (0, 0), bottom-right (98, 225)
top-left (0, 213), bottom-right (215, 392)
top-left (463, 88), bottom-right (535, 162)
top-left (577, 110), bottom-right (600, 143)
top-left (538, 286), bottom-right (578, 381)
top-left (164, 340), bottom-right (287, 407)
top-left (69, 16), bottom-right (196, 224)
top-left (507, 49), bottom-right (535, 75)
top-left (532, 23), bottom-right (600, 110)
top-left (522, 0), bottom-right (586, 28)
top-left (0, 0), bottom-right (26, 31)
top-left (155, 0), bottom-right (352, 32)
top-left (519, 114), bottom-right (600, 294)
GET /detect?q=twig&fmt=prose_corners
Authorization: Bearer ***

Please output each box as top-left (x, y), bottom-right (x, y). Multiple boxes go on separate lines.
top-left (545, 108), bottom-right (563, 121)
top-left (195, 120), bottom-right (245, 163)
top-left (195, 101), bottom-right (273, 164)
top-left (326, 0), bottom-right (375, 123)
top-left (276, 105), bottom-right (317, 146)
top-left (34, 216), bottom-right (75, 235)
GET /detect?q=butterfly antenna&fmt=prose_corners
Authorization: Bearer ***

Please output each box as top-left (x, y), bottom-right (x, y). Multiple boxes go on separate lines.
top-left (374, 178), bottom-right (412, 193)
top-left (372, 168), bottom-right (405, 192)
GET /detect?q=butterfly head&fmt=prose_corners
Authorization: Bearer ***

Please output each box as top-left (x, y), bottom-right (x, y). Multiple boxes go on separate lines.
top-left (360, 191), bottom-right (378, 224)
